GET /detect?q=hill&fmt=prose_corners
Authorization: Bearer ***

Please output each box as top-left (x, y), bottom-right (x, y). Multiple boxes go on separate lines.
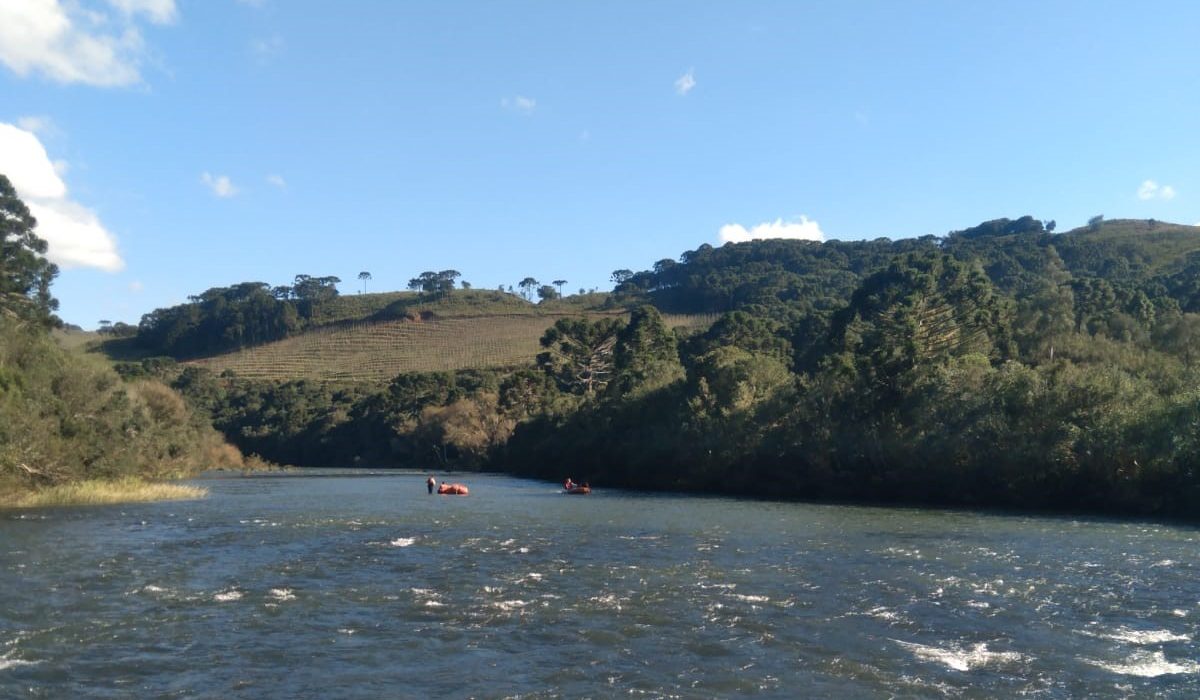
top-left (146, 215), bottom-right (1200, 518)
top-left (187, 310), bottom-right (718, 381)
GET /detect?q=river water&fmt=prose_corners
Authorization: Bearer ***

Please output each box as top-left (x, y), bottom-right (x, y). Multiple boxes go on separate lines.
top-left (2, 471), bottom-right (1199, 698)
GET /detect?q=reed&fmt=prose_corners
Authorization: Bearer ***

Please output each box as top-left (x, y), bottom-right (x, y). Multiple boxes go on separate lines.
top-left (1, 477), bottom-right (208, 509)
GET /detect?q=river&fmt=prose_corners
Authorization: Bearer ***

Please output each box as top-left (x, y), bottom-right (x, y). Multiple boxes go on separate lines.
top-left (2, 470), bottom-right (1199, 698)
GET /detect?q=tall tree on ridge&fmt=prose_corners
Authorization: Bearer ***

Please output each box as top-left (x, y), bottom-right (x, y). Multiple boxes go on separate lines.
top-left (0, 174), bottom-right (59, 325)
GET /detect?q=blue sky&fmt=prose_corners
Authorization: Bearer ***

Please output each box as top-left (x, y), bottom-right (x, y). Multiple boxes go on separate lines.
top-left (1, 0), bottom-right (1198, 328)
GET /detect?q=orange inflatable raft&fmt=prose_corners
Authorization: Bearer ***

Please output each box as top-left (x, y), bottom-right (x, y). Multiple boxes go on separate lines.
top-left (437, 482), bottom-right (469, 496)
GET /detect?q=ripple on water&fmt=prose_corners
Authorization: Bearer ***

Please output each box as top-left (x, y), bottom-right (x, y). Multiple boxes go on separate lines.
top-left (213, 589), bottom-right (243, 602)
top-left (0, 658), bottom-right (36, 672)
top-left (893, 640), bottom-right (1027, 672)
top-left (1089, 626), bottom-right (1191, 645)
top-left (1085, 650), bottom-right (1200, 678)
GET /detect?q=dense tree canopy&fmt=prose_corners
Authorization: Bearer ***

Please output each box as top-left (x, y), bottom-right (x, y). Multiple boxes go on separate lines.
top-left (0, 174), bottom-right (59, 325)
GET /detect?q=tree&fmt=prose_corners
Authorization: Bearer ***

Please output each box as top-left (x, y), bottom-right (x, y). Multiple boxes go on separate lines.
top-left (611, 306), bottom-right (684, 398)
top-left (0, 174), bottom-right (59, 324)
top-left (292, 275), bottom-right (341, 302)
top-left (409, 270), bottom-right (459, 298)
top-left (358, 271), bottom-right (372, 294)
top-left (518, 277), bottom-right (539, 301)
top-left (611, 269), bottom-right (634, 285)
top-left (537, 317), bottom-right (625, 395)
top-left (553, 279), bottom-right (567, 296)
top-left (1088, 214), bottom-right (1104, 231)
top-left (537, 285), bottom-right (559, 302)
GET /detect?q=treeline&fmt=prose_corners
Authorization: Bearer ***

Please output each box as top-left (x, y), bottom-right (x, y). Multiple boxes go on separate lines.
top-left (497, 219), bottom-right (1200, 516)
top-left (135, 275), bottom-right (342, 358)
top-left (0, 175), bottom-right (243, 499)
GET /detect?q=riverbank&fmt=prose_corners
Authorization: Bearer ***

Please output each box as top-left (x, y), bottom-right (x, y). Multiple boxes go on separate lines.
top-left (0, 477), bottom-right (208, 509)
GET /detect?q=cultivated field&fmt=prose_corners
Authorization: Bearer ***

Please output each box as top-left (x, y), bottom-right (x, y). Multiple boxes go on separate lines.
top-left (188, 312), bottom-right (718, 381)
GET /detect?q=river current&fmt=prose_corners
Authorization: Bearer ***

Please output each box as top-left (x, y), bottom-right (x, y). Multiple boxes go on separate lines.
top-left (2, 470), bottom-right (1199, 698)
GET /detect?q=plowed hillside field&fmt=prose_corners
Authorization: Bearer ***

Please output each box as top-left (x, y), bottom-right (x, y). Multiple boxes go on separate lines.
top-left (188, 312), bottom-right (716, 381)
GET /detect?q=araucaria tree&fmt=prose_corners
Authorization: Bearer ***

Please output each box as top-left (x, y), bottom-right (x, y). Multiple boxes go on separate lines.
top-left (358, 271), bottom-right (372, 293)
top-left (537, 317), bottom-right (624, 395)
top-left (518, 277), bottom-right (539, 301)
top-left (0, 174), bottom-right (59, 325)
top-left (408, 270), bottom-right (460, 298)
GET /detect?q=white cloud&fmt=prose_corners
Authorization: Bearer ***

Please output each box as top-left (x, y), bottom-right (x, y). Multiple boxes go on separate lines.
top-left (719, 216), bottom-right (825, 244)
top-left (201, 172), bottom-right (238, 198)
top-left (674, 68), bottom-right (696, 96)
top-left (105, 0), bottom-right (176, 24)
top-left (265, 173), bottom-right (286, 189)
top-left (16, 115), bottom-right (55, 134)
top-left (0, 0), bottom-right (176, 87)
top-left (0, 122), bottom-right (124, 271)
top-left (501, 95), bottom-right (537, 114)
top-left (1138, 179), bottom-right (1177, 201)
top-left (250, 34), bottom-right (283, 61)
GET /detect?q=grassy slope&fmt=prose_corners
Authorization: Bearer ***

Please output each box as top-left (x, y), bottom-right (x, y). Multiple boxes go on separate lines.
top-left (190, 309), bottom-right (718, 381)
top-left (1058, 219), bottom-right (1200, 274)
top-left (176, 288), bottom-right (715, 381)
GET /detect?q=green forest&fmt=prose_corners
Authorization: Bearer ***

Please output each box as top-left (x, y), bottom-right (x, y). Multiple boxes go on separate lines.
top-left (113, 212), bottom-right (1200, 518)
top-left (0, 175), bottom-right (242, 504)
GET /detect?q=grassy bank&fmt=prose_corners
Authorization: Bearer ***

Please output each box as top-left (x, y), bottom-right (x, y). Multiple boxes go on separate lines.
top-left (0, 477), bottom-right (208, 508)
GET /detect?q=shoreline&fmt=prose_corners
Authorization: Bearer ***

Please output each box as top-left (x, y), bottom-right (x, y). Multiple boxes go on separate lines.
top-left (0, 477), bottom-right (209, 509)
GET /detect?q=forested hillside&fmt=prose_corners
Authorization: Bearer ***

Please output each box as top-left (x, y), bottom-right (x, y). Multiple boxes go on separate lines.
top-left (145, 213), bottom-right (1200, 518)
top-left (0, 176), bottom-right (243, 505)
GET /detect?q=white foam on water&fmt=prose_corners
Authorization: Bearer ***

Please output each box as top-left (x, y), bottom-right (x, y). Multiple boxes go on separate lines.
top-left (1095, 627), bottom-right (1190, 645)
top-left (1151, 559), bottom-right (1177, 568)
top-left (730, 594), bottom-right (770, 603)
top-left (269, 588), bottom-right (295, 601)
top-left (213, 590), bottom-right (243, 602)
top-left (865, 606), bottom-right (902, 622)
top-left (338, 628), bottom-right (356, 635)
top-left (520, 572), bottom-right (544, 582)
top-left (423, 601), bottom-right (446, 608)
top-left (588, 593), bottom-right (623, 611)
top-left (966, 601), bottom-right (991, 609)
top-left (0, 658), bottom-right (36, 671)
top-left (1173, 609), bottom-right (1188, 618)
top-left (492, 600), bottom-right (529, 612)
top-left (1084, 650), bottom-right (1200, 678)
top-left (894, 640), bottom-right (1026, 672)
top-left (143, 584), bottom-right (167, 593)
top-left (389, 537), bottom-right (416, 547)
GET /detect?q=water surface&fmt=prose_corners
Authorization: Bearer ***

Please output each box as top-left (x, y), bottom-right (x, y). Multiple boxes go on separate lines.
top-left (2, 471), bottom-right (1199, 698)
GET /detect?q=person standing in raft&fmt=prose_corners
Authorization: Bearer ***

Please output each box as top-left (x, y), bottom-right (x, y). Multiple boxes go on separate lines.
top-left (427, 476), bottom-right (436, 494)
top-left (564, 478), bottom-right (575, 491)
